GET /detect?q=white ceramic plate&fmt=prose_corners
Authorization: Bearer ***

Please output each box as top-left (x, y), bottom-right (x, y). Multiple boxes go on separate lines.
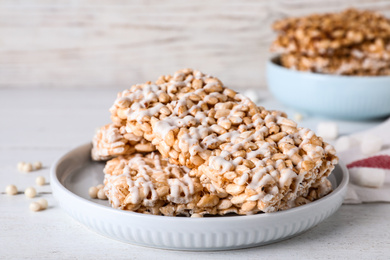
top-left (51, 143), bottom-right (349, 251)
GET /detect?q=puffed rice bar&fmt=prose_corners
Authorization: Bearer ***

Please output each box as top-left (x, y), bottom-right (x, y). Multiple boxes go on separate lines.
top-left (92, 123), bottom-right (155, 161)
top-left (93, 109), bottom-right (287, 161)
top-left (104, 152), bottom-right (333, 216)
top-left (104, 153), bottom-right (240, 216)
top-left (108, 68), bottom-right (339, 213)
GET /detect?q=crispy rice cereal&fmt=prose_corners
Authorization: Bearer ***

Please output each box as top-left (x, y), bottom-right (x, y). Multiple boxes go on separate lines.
top-left (272, 9), bottom-right (390, 55)
top-left (104, 152), bottom-right (333, 216)
top-left (92, 123), bottom-right (155, 161)
top-left (104, 153), bottom-right (239, 216)
top-left (280, 53), bottom-right (390, 75)
top-left (106, 68), bottom-right (338, 213)
top-left (271, 8), bottom-right (390, 76)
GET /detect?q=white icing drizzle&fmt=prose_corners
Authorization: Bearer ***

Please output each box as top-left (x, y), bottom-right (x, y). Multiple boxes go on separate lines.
top-left (104, 153), bottom-right (196, 208)
top-left (279, 169), bottom-right (297, 187)
top-left (248, 167), bottom-right (267, 189)
top-left (237, 172), bottom-right (249, 185)
top-left (129, 103), bottom-right (164, 123)
top-left (104, 70), bottom-right (339, 213)
top-left (210, 156), bottom-right (234, 172)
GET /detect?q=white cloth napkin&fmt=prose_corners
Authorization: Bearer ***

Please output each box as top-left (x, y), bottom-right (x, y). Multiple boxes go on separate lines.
top-left (336, 118), bottom-right (390, 204)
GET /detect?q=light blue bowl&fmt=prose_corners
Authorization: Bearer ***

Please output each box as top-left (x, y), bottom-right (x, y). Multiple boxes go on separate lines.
top-left (266, 57), bottom-right (390, 120)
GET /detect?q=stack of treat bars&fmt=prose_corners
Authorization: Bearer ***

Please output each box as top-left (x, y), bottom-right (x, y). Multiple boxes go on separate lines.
top-left (271, 8), bottom-right (390, 75)
top-left (91, 69), bottom-right (338, 217)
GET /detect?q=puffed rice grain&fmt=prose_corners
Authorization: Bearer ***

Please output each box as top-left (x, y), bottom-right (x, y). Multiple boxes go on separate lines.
top-left (17, 162), bottom-right (25, 172)
top-left (25, 187), bottom-right (37, 198)
top-left (33, 161), bottom-right (42, 170)
top-left (29, 202), bottom-right (41, 212)
top-left (97, 189), bottom-right (107, 200)
top-left (22, 163), bottom-right (33, 173)
top-left (88, 186), bottom-right (98, 199)
top-left (35, 176), bottom-right (46, 186)
top-left (5, 185), bottom-right (18, 195)
top-left (37, 198), bottom-right (48, 210)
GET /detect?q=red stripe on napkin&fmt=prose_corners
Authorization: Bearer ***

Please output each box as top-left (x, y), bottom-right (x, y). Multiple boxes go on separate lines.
top-left (347, 155), bottom-right (390, 169)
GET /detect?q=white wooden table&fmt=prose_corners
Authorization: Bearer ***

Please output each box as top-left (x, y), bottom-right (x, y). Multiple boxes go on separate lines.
top-left (1, 88), bottom-right (390, 259)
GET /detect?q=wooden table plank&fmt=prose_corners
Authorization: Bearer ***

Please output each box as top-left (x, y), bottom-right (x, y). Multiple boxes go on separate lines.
top-left (1, 1), bottom-right (390, 89)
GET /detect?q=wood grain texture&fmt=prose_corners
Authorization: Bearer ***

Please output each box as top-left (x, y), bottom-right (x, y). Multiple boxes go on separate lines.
top-left (1, 0), bottom-right (390, 89)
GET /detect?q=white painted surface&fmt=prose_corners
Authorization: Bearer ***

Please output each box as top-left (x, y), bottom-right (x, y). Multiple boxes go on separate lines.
top-left (1, 88), bottom-right (390, 259)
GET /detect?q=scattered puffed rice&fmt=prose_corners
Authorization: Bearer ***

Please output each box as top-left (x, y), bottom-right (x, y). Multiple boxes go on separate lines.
top-left (37, 198), bottom-right (48, 210)
top-left (97, 189), bottom-right (107, 200)
top-left (25, 187), bottom-right (37, 198)
top-left (33, 161), bottom-right (42, 170)
top-left (361, 134), bottom-right (383, 155)
top-left (29, 202), bottom-right (41, 212)
top-left (88, 187), bottom-right (98, 199)
top-left (294, 113), bottom-right (303, 122)
top-left (316, 122), bottom-right (338, 140)
top-left (17, 162), bottom-right (25, 172)
top-left (22, 163), bottom-right (33, 173)
top-left (191, 213), bottom-right (203, 218)
top-left (35, 176), bottom-right (46, 186)
top-left (5, 185), bottom-right (18, 195)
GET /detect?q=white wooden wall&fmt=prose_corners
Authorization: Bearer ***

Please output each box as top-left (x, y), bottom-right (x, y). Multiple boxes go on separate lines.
top-left (1, 0), bottom-right (390, 90)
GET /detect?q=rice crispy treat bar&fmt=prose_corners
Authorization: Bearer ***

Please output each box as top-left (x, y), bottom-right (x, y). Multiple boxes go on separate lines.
top-left (279, 177), bottom-right (333, 210)
top-left (280, 53), bottom-right (390, 75)
top-left (103, 153), bottom-right (240, 216)
top-left (108, 68), bottom-right (338, 213)
top-left (195, 126), bottom-right (338, 214)
top-left (93, 111), bottom-right (289, 160)
top-left (91, 123), bottom-right (155, 161)
top-left (110, 69), bottom-right (261, 169)
top-left (94, 69), bottom-right (230, 161)
top-left (103, 152), bottom-right (333, 216)
top-left (271, 8), bottom-right (390, 56)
